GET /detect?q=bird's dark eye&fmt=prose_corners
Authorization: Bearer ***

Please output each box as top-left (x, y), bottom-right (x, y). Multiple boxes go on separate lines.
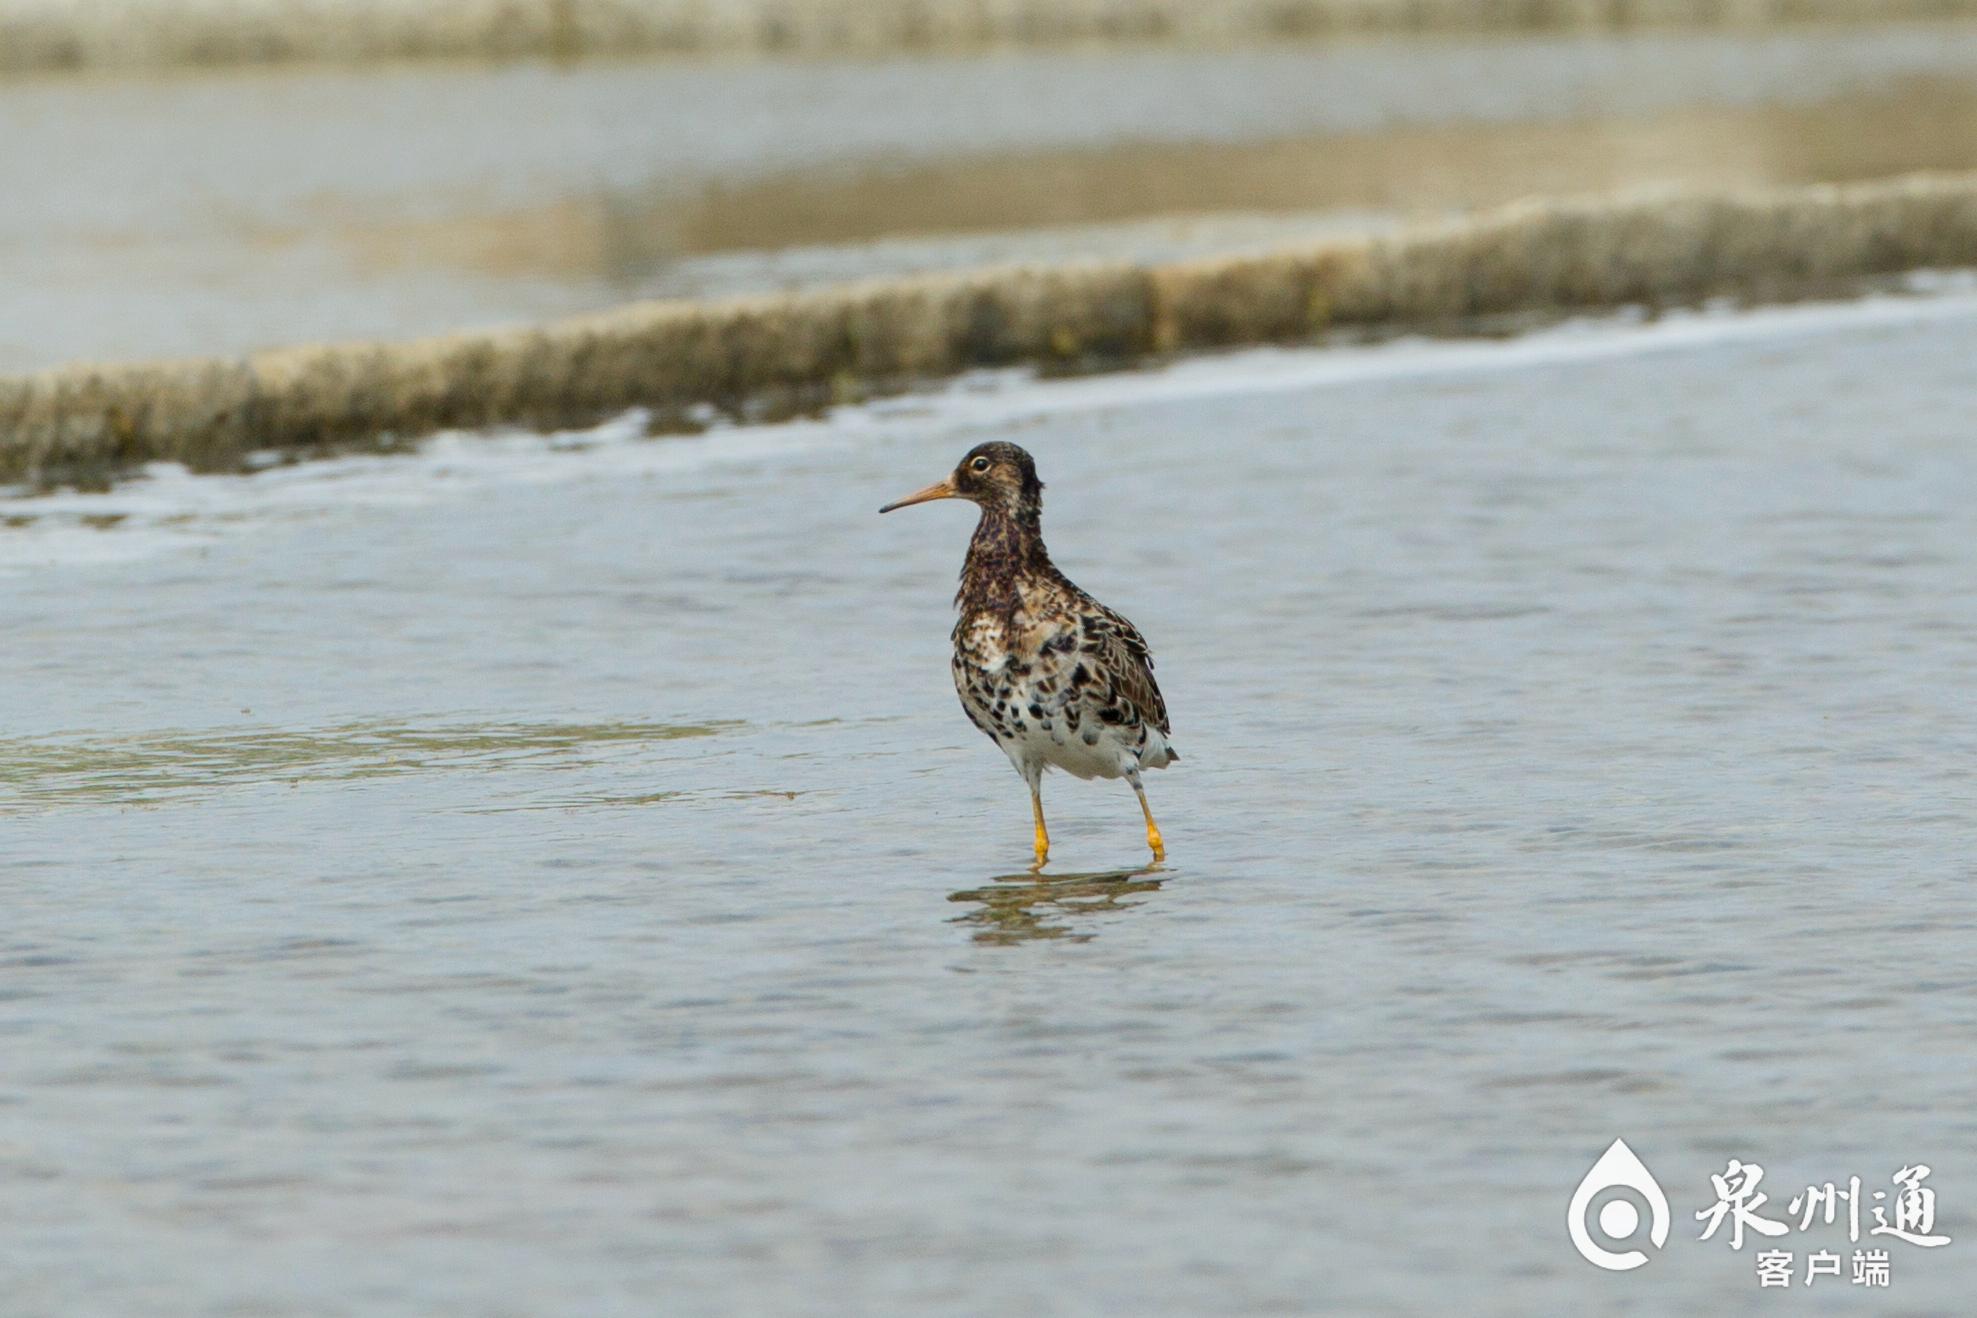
top-left (971, 457), bottom-right (991, 473)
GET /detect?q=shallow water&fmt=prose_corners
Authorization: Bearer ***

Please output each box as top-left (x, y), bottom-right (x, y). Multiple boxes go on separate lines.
top-left (4, 296), bottom-right (1976, 1313)
top-left (7, 25), bottom-right (1977, 370)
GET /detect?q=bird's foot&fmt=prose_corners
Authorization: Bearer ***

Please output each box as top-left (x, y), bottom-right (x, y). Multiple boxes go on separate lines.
top-left (1145, 822), bottom-right (1165, 863)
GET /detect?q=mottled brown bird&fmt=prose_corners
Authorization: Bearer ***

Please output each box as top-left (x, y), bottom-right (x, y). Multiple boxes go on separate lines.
top-left (880, 441), bottom-right (1176, 867)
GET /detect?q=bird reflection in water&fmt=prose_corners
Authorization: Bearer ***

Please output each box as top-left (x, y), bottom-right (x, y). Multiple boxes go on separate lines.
top-left (947, 867), bottom-right (1165, 945)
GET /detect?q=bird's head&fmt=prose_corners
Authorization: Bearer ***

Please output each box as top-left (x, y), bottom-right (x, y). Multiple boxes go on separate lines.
top-left (878, 442), bottom-right (1043, 519)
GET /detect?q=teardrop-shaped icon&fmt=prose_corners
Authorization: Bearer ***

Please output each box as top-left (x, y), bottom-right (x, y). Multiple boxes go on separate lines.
top-left (1567, 1138), bottom-right (1671, 1271)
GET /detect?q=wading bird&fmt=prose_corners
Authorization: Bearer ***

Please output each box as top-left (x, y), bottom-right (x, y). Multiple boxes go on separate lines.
top-left (880, 442), bottom-right (1176, 867)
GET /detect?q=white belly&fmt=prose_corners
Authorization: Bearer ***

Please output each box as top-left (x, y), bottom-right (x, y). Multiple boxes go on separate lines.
top-left (997, 713), bottom-right (1139, 781)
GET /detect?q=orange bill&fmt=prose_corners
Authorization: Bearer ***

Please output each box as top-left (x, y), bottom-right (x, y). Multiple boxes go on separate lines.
top-left (878, 477), bottom-right (959, 514)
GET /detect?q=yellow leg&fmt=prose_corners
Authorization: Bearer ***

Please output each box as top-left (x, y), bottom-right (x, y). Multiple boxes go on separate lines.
top-left (1133, 782), bottom-right (1165, 861)
top-left (1030, 782), bottom-right (1050, 868)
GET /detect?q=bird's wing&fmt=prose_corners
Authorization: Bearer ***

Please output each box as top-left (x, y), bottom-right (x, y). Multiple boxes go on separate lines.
top-left (1082, 603), bottom-right (1170, 737)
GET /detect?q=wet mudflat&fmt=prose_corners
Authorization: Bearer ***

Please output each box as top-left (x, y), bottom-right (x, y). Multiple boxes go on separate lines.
top-left (7, 25), bottom-right (1977, 371)
top-left (3, 294), bottom-right (1976, 1312)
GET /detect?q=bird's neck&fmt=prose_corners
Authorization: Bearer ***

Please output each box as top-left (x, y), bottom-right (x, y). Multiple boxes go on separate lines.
top-left (958, 505), bottom-right (1053, 614)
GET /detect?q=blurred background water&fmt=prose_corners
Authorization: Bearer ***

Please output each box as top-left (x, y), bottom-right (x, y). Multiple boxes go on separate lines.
top-left (7, 25), bottom-right (1977, 371)
top-left (4, 294), bottom-right (1974, 1312)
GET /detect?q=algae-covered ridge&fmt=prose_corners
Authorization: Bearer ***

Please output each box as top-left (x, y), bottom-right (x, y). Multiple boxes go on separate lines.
top-left (4, 0), bottom-right (1977, 75)
top-left (5, 174), bottom-right (1977, 488)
